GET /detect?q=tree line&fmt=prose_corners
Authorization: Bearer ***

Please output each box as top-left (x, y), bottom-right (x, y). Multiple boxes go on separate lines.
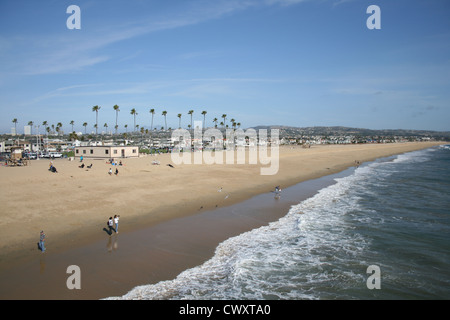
top-left (11, 106), bottom-right (242, 137)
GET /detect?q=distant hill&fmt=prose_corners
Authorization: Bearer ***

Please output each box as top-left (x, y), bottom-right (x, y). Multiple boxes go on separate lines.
top-left (248, 125), bottom-right (450, 140)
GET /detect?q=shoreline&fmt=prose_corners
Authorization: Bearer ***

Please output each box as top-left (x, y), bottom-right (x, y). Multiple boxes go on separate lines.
top-left (0, 142), bottom-right (444, 299)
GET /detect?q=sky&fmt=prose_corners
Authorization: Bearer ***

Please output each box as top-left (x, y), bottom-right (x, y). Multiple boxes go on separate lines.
top-left (0, 0), bottom-right (449, 134)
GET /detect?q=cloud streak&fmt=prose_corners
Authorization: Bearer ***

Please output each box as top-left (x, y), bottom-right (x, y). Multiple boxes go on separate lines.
top-left (1, 0), bottom-right (312, 76)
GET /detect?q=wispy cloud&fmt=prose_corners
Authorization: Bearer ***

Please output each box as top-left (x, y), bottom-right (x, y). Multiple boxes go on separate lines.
top-left (1, 0), bottom-right (312, 76)
top-left (332, 0), bottom-right (357, 7)
top-left (264, 0), bottom-right (310, 6)
top-left (26, 77), bottom-right (284, 105)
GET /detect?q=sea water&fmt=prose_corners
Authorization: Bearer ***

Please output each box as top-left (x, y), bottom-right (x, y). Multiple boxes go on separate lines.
top-left (114, 145), bottom-right (450, 299)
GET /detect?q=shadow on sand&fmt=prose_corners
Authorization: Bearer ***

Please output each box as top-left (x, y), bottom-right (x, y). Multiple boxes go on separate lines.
top-left (102, 227), bottom-right (116, 236)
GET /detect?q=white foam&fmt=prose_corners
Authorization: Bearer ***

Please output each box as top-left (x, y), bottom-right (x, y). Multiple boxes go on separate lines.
top-left (392, 148), bottom-right (433, 164)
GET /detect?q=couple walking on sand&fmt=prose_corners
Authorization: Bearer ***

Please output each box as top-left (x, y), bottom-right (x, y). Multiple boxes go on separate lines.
top-left (107, 215), bottom-right (120, 235)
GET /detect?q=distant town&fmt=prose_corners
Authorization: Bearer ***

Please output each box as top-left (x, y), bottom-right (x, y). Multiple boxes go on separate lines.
top-left (1, 125), bottom-right (449, 161)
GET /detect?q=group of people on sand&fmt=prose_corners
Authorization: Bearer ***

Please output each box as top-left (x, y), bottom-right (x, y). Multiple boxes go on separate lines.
top-left (108, 158), bottom-right (122, 166)
top-left (38, 215), bottom-right (122, 252)
top-left (108, 167), bottom-right (119, 175)
top-left (107, 158), bottom-right (122, 175)
top-left (107, 215), bottom-right (120, 234)
top-left (48, 156), bottom-right (126, 175)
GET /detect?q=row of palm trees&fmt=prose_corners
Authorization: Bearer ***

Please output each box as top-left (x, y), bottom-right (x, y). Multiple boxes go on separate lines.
top-left (90, 105), bottom-right (242, 135)
top-left (11, 118), bottom-right (71, 136)
top-left (11, 106), bottom-right (242, 137)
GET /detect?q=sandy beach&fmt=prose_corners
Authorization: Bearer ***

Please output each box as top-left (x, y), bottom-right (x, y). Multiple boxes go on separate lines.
top-left (0, 141), bottom-right (443, 299)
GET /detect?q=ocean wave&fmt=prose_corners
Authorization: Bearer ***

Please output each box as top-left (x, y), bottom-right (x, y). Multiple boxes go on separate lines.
top-left (392, 148), bottom-right (434, 164)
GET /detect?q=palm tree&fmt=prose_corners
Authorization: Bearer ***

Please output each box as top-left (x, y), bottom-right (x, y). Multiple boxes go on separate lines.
top-left (162, 111), bottom-right (167, 130)
top-left (221, 114), bottom-right (227, 129)
top-left (69, 132), bottom-right (78, 141)
top-left (113, 105), bottom-right (120, 135)
top-left (130, 108), bottom-right (137, 132)
top-left (42, 121), bottom-right (48, 135)
top-left (70, 120), bottom-right (75, 133)
top-left (12, 118), bottom-right (18, 135)
top-left (124, 124), bottom-right (128, 134)
top-left (149, 108), bottom-right (155, 131)
top-left (177, 113), bottom-right (182, 129)
top-left (83, 122), bottom-right (88, 134)
top-left (230, 119), bottom-right (236, 131)
top-left (213, 117), bottom-right (218, 128)
top-left (201, 110), bottom-right (207, 130)
top-left (188, 110), bottom-right (194, 133)
top-left (28, 121), bottom-right (34, 135)
top-left (237, 122), bottom-right (241, 129)
top-left (57, 122), bottom-right (63, 136)
top-left (92, 105), bottom-right (101, 135)
top-left (104, 123), bottom-right (108, 134)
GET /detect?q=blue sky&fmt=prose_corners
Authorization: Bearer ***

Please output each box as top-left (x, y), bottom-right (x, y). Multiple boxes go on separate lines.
top-left (1, 0), bottom-right (449, 134)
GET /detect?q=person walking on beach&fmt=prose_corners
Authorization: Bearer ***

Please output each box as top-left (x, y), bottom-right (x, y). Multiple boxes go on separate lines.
top-left (108, 217), bottom-right (114, 235)
top-left (39, 230), bottom-right (46, 252)
top-left (114, 215), bottom-right (120, 233)
top-left (108, 168), bottom-right (112, 175)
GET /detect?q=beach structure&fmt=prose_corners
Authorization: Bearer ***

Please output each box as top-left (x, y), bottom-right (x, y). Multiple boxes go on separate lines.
top-left (5, 146), bottom-right (28, 166)
top-left (74, 145), bottom-right (139, 159)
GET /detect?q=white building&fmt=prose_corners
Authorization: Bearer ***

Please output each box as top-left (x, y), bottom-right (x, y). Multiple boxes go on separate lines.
top-left (75, 145), bottom-right (139, 159)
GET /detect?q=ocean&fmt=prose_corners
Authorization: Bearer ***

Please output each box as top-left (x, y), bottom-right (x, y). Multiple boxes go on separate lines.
top-left (114, 145), bottom-right (450, 300)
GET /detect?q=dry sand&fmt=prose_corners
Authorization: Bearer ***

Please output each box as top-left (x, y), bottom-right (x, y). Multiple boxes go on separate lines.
top-left (0, 142), bottom-right (442, 272)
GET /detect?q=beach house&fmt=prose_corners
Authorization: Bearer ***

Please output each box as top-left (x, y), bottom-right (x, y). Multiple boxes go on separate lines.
top-left (75, 145), bottom-right (139, 159)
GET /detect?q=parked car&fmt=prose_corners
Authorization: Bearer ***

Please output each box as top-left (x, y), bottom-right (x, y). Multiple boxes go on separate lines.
top-left (48, 152), bottom-right (63, 158)
top-left (24, 152), bottom-right (37, 159)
